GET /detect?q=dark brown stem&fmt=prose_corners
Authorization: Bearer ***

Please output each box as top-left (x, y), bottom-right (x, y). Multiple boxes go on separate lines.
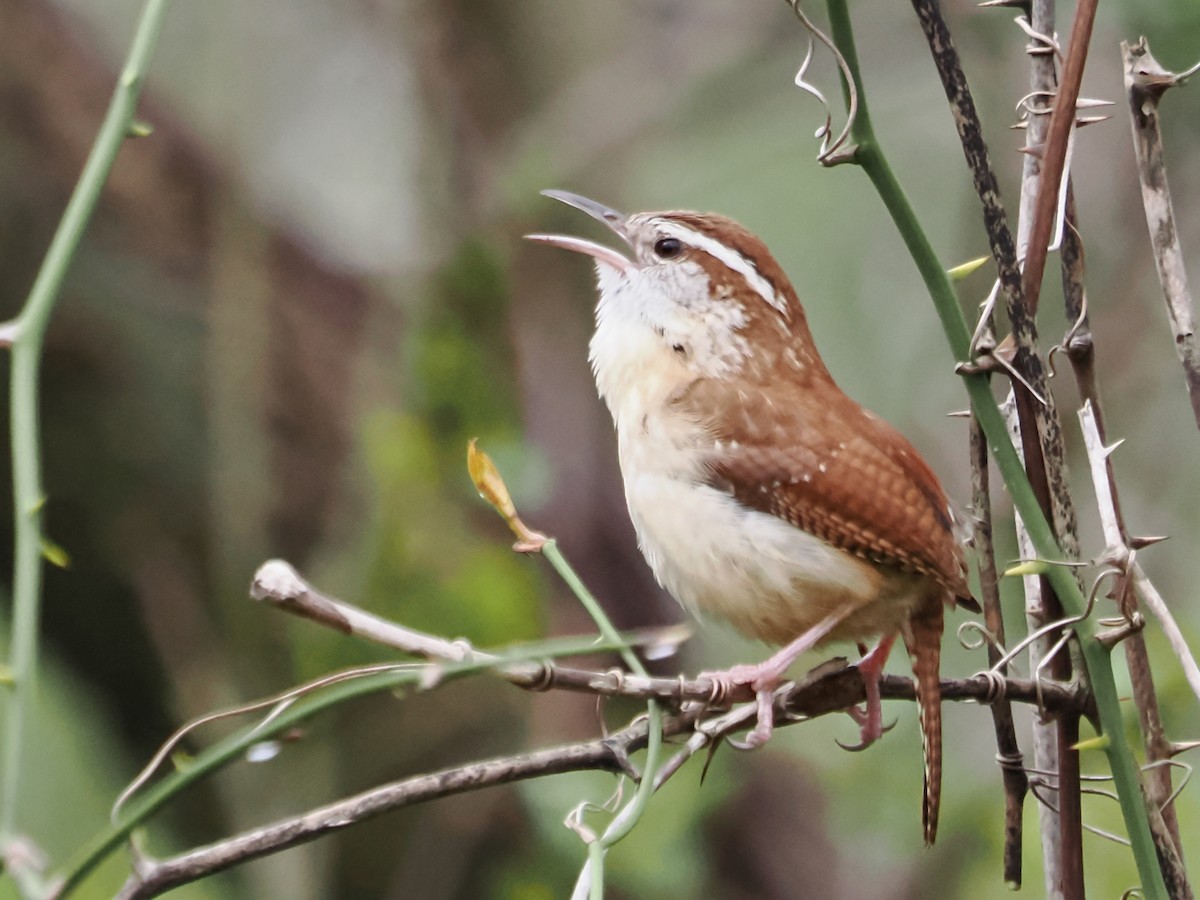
top-left (971, 416), bottom-right (1029, 887)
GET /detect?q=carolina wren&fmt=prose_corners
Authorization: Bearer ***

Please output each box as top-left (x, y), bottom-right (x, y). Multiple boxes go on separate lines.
top-left (528, 190), bottom-right (975, 845)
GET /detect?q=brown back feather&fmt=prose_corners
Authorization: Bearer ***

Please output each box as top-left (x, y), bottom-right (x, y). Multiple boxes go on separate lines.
top-left (675, 376), bottom-right (972, 603)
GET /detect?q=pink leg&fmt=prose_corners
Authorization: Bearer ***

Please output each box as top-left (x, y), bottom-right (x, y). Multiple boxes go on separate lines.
top-left (838, 633), bottom-right (898, 752)
top-left (703, 608), bottom-right (853, 750)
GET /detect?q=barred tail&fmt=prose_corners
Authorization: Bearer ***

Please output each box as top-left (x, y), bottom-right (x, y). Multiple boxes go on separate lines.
top-left (903, 601), bottom-right (945, 846)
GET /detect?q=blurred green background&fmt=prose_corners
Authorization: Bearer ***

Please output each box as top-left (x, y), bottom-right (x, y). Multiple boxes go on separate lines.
top-left (2, 0), bottom-right (1200, 896)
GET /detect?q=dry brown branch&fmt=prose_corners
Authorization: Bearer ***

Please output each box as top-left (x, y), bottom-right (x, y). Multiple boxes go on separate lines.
top-left (970, 416), bottom-right (1029, 888)
top-left (111, 559), bottom-right (1094, 900)
top-left (113, 730), bottom-right (645, 900)
top-left (1121, 37), bottom-right (1200, 431)
top-left (248, 559), bottom-right (1084, 715)
top-left (1059, 170), bottom-right (1188, 870)
top-left (1078, 402), bottom-right (1193, 893)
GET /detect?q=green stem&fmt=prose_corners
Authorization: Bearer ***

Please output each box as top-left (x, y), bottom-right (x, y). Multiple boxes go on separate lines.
top-left (542, 540), bottom-right (663, 900)
top-left (1, 0), bottom-right (173, 841)
top-left (823, 2), bottom-right (1165, 896)
top-left (54, 632), bottom-right (637, 897)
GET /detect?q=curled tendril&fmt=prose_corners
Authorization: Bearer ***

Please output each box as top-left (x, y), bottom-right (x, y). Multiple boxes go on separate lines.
top-left (1028, 780), bottom-right (1132, 847)
top-left (789, 1), bottom-right (857, 165)
top-left (976, 669), bottom-right (1009, 704)
top-left (112, 662), bottom-right (419, 822)
top-left (986, 565), bottom-right (1103, 677)
top-left (1142, 757), bottom-right (1193, 810)
top-left (1047, 274), bottom-right (1090, 378)
top-left (1014, 15), bottom-right (1063, 63)
top-left (1014, 89), bottom-right (1058, 118)
top-left (956, 621), bottom-right (1021, 679)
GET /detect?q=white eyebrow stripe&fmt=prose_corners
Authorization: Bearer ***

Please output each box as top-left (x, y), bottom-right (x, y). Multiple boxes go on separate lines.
top-left (655, 220), bottom-right (789, 316)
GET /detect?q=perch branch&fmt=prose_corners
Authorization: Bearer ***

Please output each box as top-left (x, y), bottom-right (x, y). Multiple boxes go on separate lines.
top-left (251, 559), bottom-right (1084, 714)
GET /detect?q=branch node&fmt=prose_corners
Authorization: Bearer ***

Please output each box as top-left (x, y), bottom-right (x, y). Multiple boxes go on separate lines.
top-left (1095, 613), bottom-right (1146, 650)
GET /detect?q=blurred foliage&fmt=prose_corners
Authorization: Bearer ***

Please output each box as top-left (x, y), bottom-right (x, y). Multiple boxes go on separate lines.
top-left (0, 0), bottom-right (1198, 897)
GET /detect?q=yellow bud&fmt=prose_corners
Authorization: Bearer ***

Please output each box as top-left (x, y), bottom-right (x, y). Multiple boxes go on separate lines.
top-left (467, 438), bottom-right (516, 519)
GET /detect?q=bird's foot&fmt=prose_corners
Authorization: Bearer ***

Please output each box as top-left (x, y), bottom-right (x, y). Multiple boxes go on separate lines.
top-left (699, 609), bottom-right (856, 750)
top-left (698, 664), bottom-right (779, 749)
top-left (837, 633), bottom-right (898, 752)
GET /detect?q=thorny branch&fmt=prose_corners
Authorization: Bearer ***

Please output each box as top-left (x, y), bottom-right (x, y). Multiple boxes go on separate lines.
top-left (1078, 403), bottom-right (1192, 894)
top-left (1122, 38), bottom-right (1200, 431)
top-left (909, 1), bottom-right (1088, 892)
top-left (100, 558), bottom-right (1100, 899)
top-left (1060, 170), bottom-right (1188, 869)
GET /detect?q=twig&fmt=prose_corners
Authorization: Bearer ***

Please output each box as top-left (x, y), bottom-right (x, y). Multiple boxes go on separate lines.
top-left (60, 563), bottom-right (1088, 899)
top-left (1010, 6), bottom-right (1070, 889)
top-left (112, 727), bottom-right (650, 900)
top-left (1078, 406), bottom-right (1200, 710)
top-left (1121, 38), bottom-right (1200, 431)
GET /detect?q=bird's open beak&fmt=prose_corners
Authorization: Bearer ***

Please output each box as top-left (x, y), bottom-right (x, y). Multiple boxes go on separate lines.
top-left (525, 189), bottom-right (636, 273)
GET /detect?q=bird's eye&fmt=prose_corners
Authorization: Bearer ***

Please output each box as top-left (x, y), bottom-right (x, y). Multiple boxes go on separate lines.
top-left (653, 237), bottom-right (683, 259)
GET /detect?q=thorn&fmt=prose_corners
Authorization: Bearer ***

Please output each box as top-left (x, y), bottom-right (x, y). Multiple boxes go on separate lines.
top-left (1072, 734), bottom-right (1110, 752)
top-left (977, 0), bottom-right (1027, 7)
top-left (1076, 115), bottom-right (1112, 128)
top-left (946, 408), bottom-right (972, 419)
top-left (1019, 144), bottom-right (1045, 159)
top-left (1003, 559), bottom-right (1051, 578)
top-left (1169, 739), bottom-right (1200, 757)
top-left (1101, 438), bottom-right (1125, 459)
top-left (1095, 614), bottom-right (1144, 650)
top-left (1129, 534), bottom-right (1169, 550)
top-left (1010, 121), bottom-right (1029, 131)
top-left (1075, 97), bottom-right (1115, 109)
top-left (948, 255), bottom-right (991, 281)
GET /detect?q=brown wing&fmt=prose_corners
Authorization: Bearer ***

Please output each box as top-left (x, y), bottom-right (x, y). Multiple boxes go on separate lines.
top-left (676, 377), bottom-right (973, 604)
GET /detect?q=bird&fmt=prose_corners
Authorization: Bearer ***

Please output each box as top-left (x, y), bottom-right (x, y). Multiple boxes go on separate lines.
top-left (526, 189), bottom-right (976, 845)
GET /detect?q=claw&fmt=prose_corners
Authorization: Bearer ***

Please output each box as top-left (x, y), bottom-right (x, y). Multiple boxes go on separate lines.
top-left (836, 716), bottom-right (898, 751)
